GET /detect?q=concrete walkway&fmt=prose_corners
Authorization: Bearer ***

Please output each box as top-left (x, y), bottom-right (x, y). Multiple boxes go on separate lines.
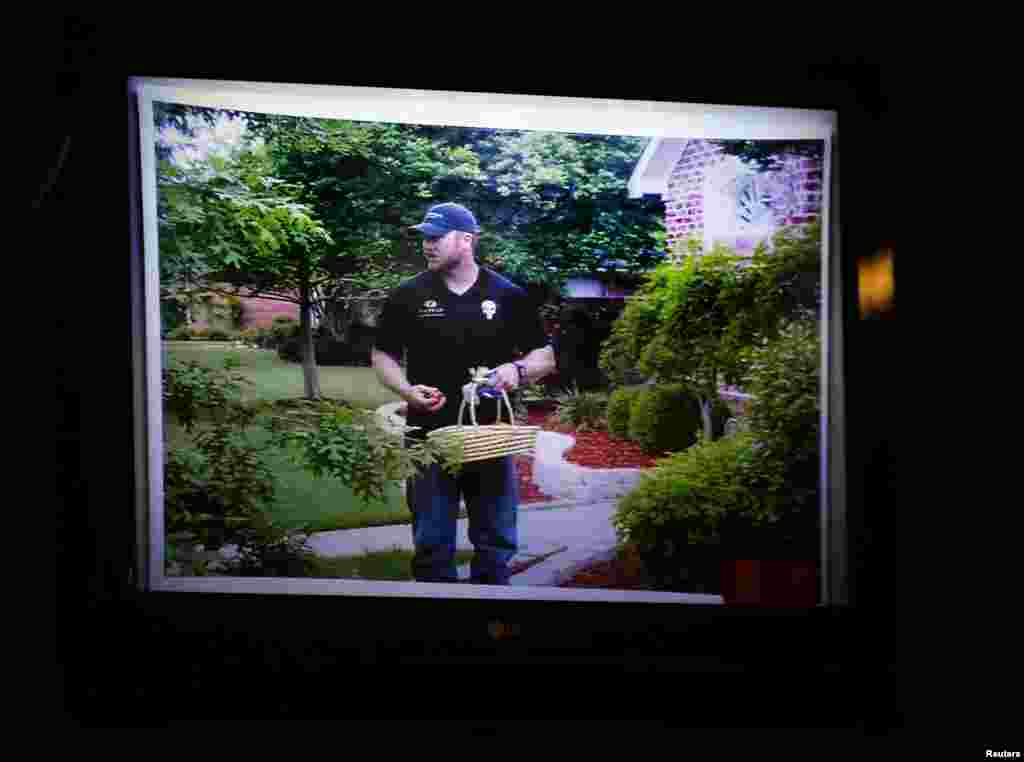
top-left (303, 499), bottom-right (622, 586)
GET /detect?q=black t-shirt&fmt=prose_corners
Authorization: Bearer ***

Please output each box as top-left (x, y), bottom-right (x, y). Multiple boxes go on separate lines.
top-left (374, 266), bottom-right (550, 438)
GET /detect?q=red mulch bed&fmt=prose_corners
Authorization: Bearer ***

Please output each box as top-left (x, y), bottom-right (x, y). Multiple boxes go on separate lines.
top-left (556, 544), bottom-right (656, 590)
top-left (521, 407), bottom-right (672, 470)
top-left (392, 403), bottom-right (671, 505)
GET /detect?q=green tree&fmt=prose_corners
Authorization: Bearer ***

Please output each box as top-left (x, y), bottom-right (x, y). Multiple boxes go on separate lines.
top-left (710, 139), bottom-right (824, 172)
top-left (600, 221), bottom-right (822, 440)
top-left (157, 109), bottom-right (668, 366)
top-left (156, 111), bottom-right (486, 398)
top-left (252, 115), bottom-right (485, 342)
top-left (635, 238), bottom-right (752, 440)
top-left (407, 127), bottom-right (667, 295)
top-left (157, 136), bottom-right (333, 398)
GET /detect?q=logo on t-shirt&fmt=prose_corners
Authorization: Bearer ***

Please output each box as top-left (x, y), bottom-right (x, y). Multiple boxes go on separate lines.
top-left (481, 300), bottom-right (497, 320)
top-left (418, 299), bottom-right (445, 318)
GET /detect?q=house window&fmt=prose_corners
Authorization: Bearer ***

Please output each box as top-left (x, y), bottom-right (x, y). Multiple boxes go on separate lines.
top-left (703, 155), bottom-right (796, 257)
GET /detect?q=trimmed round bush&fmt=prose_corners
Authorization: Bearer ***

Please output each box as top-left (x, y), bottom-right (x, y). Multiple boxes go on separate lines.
top-left (277, 336), bottom-right (303, 363)
top-left (607, 386), bottom-right (646, 439)
top-left (314, 336), bottom-right (373, 367)
top-left (627, 384), bottom-right (703, 454)
top-left (270, 316), bottom-right (301, 342)
top-left (612, 431), bottom-right (760, 592)
top-left (278, 335), bottom-right (374, 366)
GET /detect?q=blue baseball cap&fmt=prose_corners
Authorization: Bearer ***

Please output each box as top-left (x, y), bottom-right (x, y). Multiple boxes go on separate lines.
top-left (410, 202), bottom-right (480, 238)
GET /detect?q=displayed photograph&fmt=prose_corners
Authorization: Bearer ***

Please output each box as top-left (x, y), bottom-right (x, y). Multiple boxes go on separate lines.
top-left (138, 81), bottom-right (834, 606)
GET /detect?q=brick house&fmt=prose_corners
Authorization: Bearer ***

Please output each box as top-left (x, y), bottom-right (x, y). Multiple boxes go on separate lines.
top-left (627, 138), bottom-right (823, 262)
top-left (624, 138), bottom-right (825, 414)
top-left (235, 291), bottom-right (301, 329)
top-left (185, 287), bottom-right (301, 332)
top-left (556, 139), bottom-right (823, 302)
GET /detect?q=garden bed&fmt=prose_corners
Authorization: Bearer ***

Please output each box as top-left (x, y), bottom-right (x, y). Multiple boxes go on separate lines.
top-left (521, 406), bottom-right (673, 468)
top-left (391, 402), bottom-right (671, 505)
top-left (556, 543), bottom-right (657, 591)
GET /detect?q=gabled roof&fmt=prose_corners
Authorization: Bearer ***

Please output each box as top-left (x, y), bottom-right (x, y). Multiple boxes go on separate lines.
top-left (627, 138), bottom-right (690, 199)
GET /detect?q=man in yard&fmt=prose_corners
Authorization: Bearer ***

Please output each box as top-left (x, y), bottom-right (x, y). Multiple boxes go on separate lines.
top-left (372, 202), bottom-right (556, 585)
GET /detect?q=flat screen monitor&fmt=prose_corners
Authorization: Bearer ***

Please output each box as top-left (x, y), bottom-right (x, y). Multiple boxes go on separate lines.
top-left (58, 64), bottom-right (896, 725)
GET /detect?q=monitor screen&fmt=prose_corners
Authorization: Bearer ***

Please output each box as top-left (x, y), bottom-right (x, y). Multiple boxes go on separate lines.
top-left (125, 77), bottom-right (845, 610)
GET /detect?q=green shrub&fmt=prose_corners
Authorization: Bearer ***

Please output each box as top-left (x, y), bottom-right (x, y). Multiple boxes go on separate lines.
top-left (723, 316), bottom-right (821, 557)
top-left (612, 431), bottom-right (761, 591)
top-left (721, 444), bottom-right (819, 559)
top-left (278, 336), bottom-right (304, 363)
top-left (161, 300), bottom-right (187, 336)
top-left (248, 325), bottom-right (281, 349)
top-left (598, 285), bottom-right (666, 387)
top-left (271, 318), bottom-right (303, 356)
top-left (268, 404), bottom-right (465, 506)
top-left (312, 334), bottom-right (374, 367)
top-left (167, 325), bottom-right (192, 341)
top-left (270, 316), bottom-right (301, 338)
top-left (627, 384), bottom-right (703, 454)
top-left (207, 327), bottom-right (233, 341)
top-left (163, 358), bottom-right (284, 549)
top-left (276, 334), bottom-right (374, 366)
top-left (741, 316), bottom-right (819, 461)
top-left (553, 385), bottom-right (608, 432)
top-left (162, 357), bottom-right (321, 576)
top-left (607, 386), bottom-right (645, 439)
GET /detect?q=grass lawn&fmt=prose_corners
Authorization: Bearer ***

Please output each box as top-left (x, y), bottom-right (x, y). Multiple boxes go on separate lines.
top-left (163, 341), bottom-right (410, 532)
top-left (162, 341), bottom-right (400, 409)
top-left (165, 419), bottom-right (413, 532)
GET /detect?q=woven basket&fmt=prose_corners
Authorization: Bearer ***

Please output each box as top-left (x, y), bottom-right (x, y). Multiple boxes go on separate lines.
top-left (427, 386), bottom-right (540, 463)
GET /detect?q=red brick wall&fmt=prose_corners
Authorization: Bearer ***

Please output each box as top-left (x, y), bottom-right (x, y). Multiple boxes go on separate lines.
top-left (189, 291), bottom-right (300, 330)
top-left (665, 140), bottom-right (823, 257)
top-left (238, 294), bottom-right (300, 329)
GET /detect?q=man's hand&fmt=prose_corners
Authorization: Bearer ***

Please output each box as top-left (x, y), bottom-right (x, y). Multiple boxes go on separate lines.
top-left (403, 385), bottom-right (446, 414)
top-left (491, 363), bottom-right (519, 392)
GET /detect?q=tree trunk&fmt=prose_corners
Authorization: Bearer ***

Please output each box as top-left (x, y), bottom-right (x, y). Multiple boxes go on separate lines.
top-left (699, 368), bottom-right (718, 441)
top-left (184, 271), bottom-right (194, 327)
top-left (699, 396), bottom-right (714, 442)
top-left (299, 292), bottom-right (321, 401)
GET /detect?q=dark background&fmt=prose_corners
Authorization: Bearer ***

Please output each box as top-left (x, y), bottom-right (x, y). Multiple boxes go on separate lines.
top-left (50, 21), bottom-right (907, 739)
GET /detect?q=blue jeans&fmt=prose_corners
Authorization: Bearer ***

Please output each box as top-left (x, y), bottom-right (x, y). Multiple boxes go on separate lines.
top-left (405, 455), bottom-right (519, 585)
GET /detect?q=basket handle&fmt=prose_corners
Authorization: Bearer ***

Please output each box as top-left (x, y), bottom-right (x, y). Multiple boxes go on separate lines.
top-left (457, 381), bottom-right (516, 427)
